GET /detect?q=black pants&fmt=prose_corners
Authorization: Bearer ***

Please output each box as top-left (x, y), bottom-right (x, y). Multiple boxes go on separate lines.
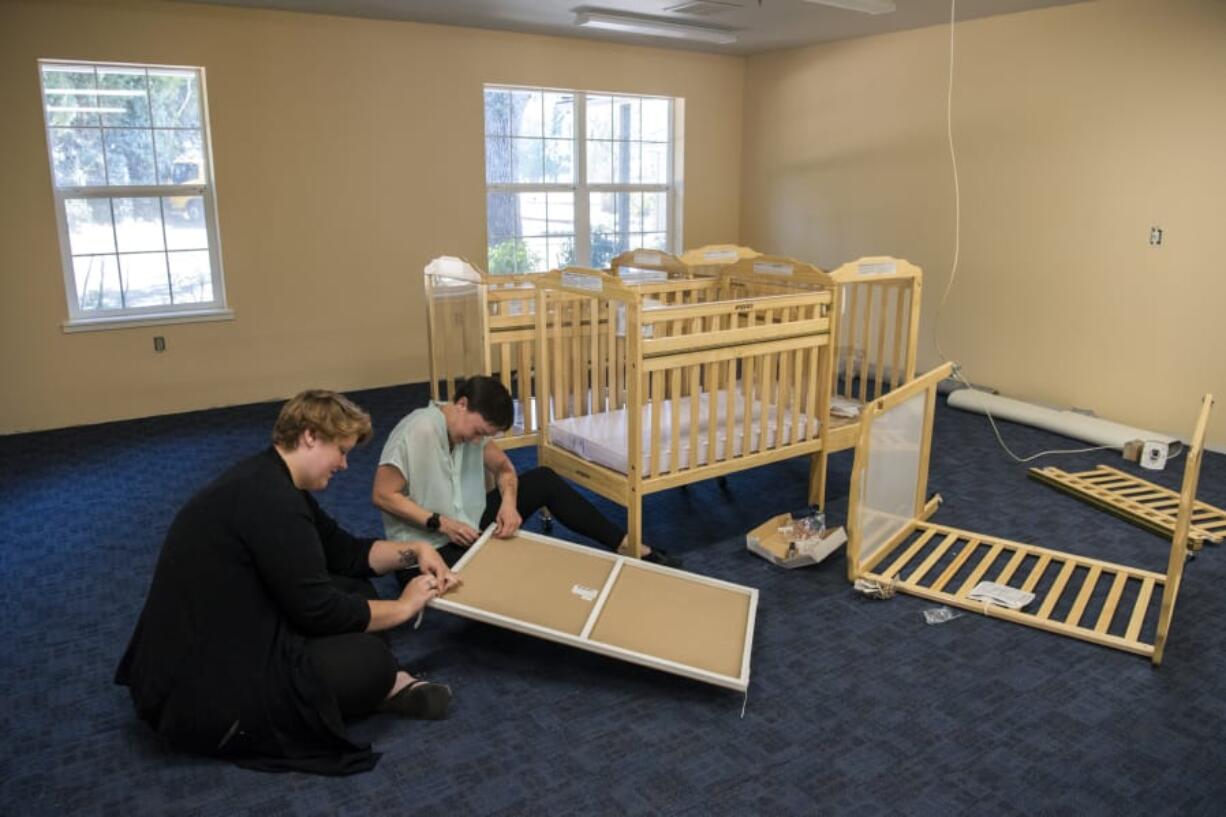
top-left (304, 575), bottom-right (398, 718)
top-left (398, 466), bottom-right (625, 582)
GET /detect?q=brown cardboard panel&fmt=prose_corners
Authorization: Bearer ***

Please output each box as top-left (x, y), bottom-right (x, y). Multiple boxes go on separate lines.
top-left (589, 564), bottom-right (750, 680)
top-left (445, 535), bottom-right (615, 636)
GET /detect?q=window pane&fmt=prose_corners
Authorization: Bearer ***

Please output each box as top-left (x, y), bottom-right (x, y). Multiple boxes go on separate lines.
top-left (65, 198), bottom-right (116, 255)
top-left (98, 68), bottom-right (150, 128)
top-left (104, 128), bottom-right (156, 185)
top-left (164, 196), bottom-right (208, 248)
top-left (590, 192), bottom-right (616, 235)
top-left (518, 192), bottom-right (548, 238)
top-left (627, 192), bottom-right (644, 234)
top-left (587, 95), bottom-right (611, 140)
top-left (642, 98), bottom-right (669, 142)
top-left (487, 238), bottom-right (539, 275)
top-left (168, 250), bottom-right (214, 303)
top-left (612, 97), bottom-right (640, 141)
top-left (511, 91), bottom-right (542, 137)
top-left (642, 141), bottom-right (669, 184)
top-left (642, 232), bottom-right (668, 251)
top-left (611, 140), bottom-right (639, 185)
top-left (148, 69), bottom-right (201, 128)
top-left (586, 139), bottom-right (611, 184)
top-left (73, 254), bottom-right (122, 310)
top-left (113, 197), bottom-right (165, 253)
top-left (546, 192), bottom-right (574, 236)
top-left (543, 138), bottom-right (572, 184)
top-left (155, 129), bottom-right (205, 186)
top-left (120, 252), bottom-right (172, 307)
top-left (512, 138), bottom-right (543, 184)
top-left (486, 191), bottom-right (518, 242)
top-left (42, 64), bottom-right (101, 128)
top-left (522, 238), bottom-right (547, 272)
top-left (484, 89), bottom-right (512, 135)
top-left (547, 237), bottom-right (575, 270)
top-left (50, 128), bottom-right (106, 187)
top-left (543, 92), bottom-right (573, 139)
top-left (642, 192), bottom-right (667, 233)
top-left (485, 135), bottom-right (512, 184)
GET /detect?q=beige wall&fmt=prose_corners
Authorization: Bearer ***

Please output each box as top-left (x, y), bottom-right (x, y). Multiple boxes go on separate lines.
top-left (0, 0), bottom-right (744, 433)
top-left (741, 0), bottom-right (1226, 448)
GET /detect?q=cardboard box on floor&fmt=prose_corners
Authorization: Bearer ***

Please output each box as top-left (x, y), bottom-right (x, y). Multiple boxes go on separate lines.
top-left (746, 513), bottom-right (846, 569)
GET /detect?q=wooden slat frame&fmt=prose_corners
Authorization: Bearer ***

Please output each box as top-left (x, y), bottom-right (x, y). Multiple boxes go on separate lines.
top-left (847, 366), bottom-right (1214, 665)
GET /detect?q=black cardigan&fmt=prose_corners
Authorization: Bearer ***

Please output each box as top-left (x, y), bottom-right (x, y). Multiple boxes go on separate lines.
top-left (116, 447), bottom-right (380, 774)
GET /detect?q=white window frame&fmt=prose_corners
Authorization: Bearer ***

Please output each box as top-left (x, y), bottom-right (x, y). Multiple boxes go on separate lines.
top-left (38, 59), bottom-right (231, 332)
top-left (484, 84), bottom-right (684, 272)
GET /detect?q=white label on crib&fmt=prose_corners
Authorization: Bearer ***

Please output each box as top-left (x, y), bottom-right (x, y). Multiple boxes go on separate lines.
top-left (633, 250), bottom-right (663, 266)
top-left (703, 248), bottom-right (738, 262)
top-left (858, 260), bottom-right (896, 276)
top-left (571, 584), bottom-right (599, 602)
top-left (753, 261), bottom-right (793, 276)
top-left (562, 271), bottom-right (603, 292)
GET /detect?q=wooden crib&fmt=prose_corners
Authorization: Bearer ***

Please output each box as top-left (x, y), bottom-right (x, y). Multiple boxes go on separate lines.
top-left (423, 256), bottom-right (546, 449)
top-left (534, 266), bottom-right (834, 555)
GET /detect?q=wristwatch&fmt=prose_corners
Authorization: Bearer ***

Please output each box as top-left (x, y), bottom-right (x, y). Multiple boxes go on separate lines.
top-left (426, 512), bottom-right (441, 531)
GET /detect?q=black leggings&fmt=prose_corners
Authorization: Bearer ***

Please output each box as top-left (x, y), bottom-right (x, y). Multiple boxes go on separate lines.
top-left (304, 575), bottom-right (398, 718)
top-left (481, 466), bottom-right (624, 549)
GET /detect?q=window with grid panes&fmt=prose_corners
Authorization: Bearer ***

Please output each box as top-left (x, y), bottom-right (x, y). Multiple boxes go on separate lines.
top-left (39, 60), bottom-right (228, 328)
top-left (484, 86), bottom-right (677, 273)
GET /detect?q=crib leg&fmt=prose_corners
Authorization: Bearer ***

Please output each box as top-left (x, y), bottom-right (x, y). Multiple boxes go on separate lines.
top-left (808, 451), bottom-right (828, 511)
top-left (626, 492), bottom-right (643, 559)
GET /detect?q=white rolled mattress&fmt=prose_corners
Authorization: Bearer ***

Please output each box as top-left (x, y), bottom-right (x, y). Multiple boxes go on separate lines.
top-left (548, 391), bottom-right (820, 475)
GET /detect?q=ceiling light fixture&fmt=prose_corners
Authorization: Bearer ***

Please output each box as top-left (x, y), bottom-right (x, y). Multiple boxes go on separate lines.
top-left (575, 10), bottom-right (738, 45)
top-left (803, 0), bottom-right (897, 14)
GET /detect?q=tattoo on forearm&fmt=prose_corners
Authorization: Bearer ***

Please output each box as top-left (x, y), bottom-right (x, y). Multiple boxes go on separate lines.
top-left (397, 548), bottom-right (418, 568)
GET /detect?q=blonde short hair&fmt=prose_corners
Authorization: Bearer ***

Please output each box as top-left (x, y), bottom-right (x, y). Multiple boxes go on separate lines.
top-left (272, 389), bottom-right (372, 450)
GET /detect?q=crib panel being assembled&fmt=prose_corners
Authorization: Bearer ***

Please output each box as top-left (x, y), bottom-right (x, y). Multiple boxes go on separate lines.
top-left (535, 267), bottom-right (832, 555)
top-left (846, 361), bottom-right (1213, 665)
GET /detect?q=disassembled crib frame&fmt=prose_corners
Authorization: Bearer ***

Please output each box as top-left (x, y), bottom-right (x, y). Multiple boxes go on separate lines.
top-left (846, 361), bottom-right (1212, 665)
top-left (534, 266), bottom-right (833, 556)
top-left (1030, 464), bottom-right (1226, 550)
top-left (429, 526), bottom-right (758, 691)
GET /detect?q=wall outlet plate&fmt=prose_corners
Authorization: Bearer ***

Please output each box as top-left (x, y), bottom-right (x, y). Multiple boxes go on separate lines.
top-left (1141, 441), bottom-right (1169, 471)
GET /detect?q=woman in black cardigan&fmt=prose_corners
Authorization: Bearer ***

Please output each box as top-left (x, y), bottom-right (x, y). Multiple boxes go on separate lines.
top-left (116, 390), bottom-right (459, 775)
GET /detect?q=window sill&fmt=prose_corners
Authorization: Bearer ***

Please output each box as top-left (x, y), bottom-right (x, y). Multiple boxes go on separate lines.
top-left (61, 308), bottom-right (235, 334)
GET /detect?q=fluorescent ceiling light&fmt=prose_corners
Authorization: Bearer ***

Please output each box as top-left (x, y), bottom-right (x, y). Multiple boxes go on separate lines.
top-left (803, 0), bottom-right (896, 14)
top-left (575, 10), bottom-right (737, 45)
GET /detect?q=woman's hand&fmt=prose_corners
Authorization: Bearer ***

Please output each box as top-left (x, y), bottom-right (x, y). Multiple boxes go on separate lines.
top-left (401, 574), bottom-right (441, 614)
top-left (415, 544), bottom-right (461, 594)
top-left (439, 515), bottom-right (480, 547)
top-left (494, 503), bottom-right (522, 538)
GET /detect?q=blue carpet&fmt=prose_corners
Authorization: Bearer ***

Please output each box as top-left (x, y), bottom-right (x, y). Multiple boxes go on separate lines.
top-left (1, 384), bottom-right (1224, 815)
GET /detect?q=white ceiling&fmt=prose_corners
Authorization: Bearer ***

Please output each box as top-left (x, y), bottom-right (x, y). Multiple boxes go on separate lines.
top-left (178, 0), bottom-right (1092, 55)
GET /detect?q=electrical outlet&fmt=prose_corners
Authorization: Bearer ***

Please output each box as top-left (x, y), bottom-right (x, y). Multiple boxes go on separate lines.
top-left (153, 336), bottom-right (166, 352)
top-left (1149, 226), bottom-right (1163, 246)
top-left (1141, 441), bottom-right (1168, 471)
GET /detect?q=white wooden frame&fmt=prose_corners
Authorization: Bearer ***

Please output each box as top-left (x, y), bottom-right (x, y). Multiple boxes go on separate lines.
top-left (430, 527), bottom-right (758, 691)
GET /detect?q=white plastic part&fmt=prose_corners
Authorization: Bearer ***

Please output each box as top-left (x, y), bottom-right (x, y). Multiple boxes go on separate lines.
top-left (947, 389), bottom-right (1177, 451)
top-left (856, 389), bottom-right (926, 569)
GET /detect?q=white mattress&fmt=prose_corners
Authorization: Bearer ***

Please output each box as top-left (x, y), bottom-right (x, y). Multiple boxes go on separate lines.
top-left (548, 391), bottom-right (819, 476)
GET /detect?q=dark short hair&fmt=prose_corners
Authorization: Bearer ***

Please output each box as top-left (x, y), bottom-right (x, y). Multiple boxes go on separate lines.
top-left (454, 375), bottom-right (513, 431)
top-left (272, 390), bottom-right (373, 450)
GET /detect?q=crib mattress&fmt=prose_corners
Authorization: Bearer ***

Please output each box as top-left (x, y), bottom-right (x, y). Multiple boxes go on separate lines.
top-left (548, 391), bottom-right (819, 475)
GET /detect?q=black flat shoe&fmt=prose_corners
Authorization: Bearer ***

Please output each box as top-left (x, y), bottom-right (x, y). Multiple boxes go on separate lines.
top-left (642, 548), bottom-right (682, 569)
top-left (378, 680), bottom-right (452, 720)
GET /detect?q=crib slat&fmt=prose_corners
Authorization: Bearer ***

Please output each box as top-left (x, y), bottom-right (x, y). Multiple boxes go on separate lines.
top-left (994, 548), bottom-right (1026, 585)
top-left (843, 284), bottom-right (859, 398)
top-left (650, 370), bottom-right (662, 478)
top-left (777, 348), bottom-right (792, 445)
top-left (1095, 572), bottom-right (1129, 634)
top-left (688, 364), bottom-right (700, 471)
top-left (1125, 577), bottom-right (1155, 642)
top-left (741, 356), bottom-right (754, 458)
top-left (790, 346), bottom-right (803, 442)
top-left (873, 285), bottom-right (889, 400)
top-left (591, 298), bottom-right (603, 414)
top-left (705, 361), bottom-right (718, 468)
top-left (882, 527), bottom-right (939, 580)
top-left (857, 285), bottom-right (874, 404)
top-left (518, 341), bottom-right (532, 431)
top-left (1064, 565), bottom-right (1102, 627)
top-left (758, 353), bottom-right (771, 454)
top-left (930, 537), bottom-right (979, 592)
top-left (670, 367), bottom-right (682, 473)
top-left (904, 531), bottom-right (958, 584)
top-left (1020, 554), bottom-right (1052, 593)
top-left (571, 300), bottom-right (583, 415)
top-left (1035, 560), bottom-right (1076, 620)
top-left (725, 358), bottom-right (736, 457)
top-left (956, 541), bottom-right (1000, 598)
top-left (552, 299), bottom-right (565, 419)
